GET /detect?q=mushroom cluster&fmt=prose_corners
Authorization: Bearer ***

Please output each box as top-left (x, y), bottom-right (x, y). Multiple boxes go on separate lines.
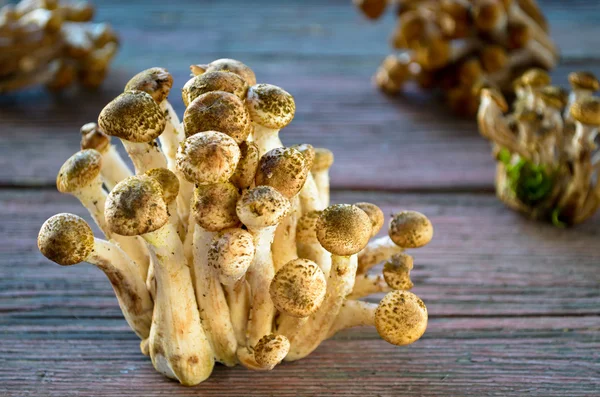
top-left (0, 0), bottom-right (118, 93)
top-left (37, 59), bottom-right (433, 386)
top-left (478, 68), bottom-right (600, 225)
top-left (354, 0), bottom-right (558, 116)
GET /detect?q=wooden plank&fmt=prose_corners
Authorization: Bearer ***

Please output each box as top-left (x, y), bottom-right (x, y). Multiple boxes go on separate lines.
top-left (1, 317), bottom-right (598, 396)
top-left (1, 62), bottom-right (599, 188)
top-left (1, 189), bottom-right (598, 322)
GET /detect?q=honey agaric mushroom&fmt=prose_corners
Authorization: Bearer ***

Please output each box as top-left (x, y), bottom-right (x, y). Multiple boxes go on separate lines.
top-left (39, 59), bottom-right (435, 384)
top-left (236, 186), bottom-right (290, 349)
top-left (286, 204), bottom-right (372, 361)
top-left (354, 0), bottom-right (558, 116)
top-left (38, 213), bottom-right (153, 339)
top-left (246, 83), bottom-right (296, 156)
top-left (105, 175), bottom-right (214, 386)
top-left (98, 90), bottom-right (167, 174)
top-left (80, 122), bottom-right (132, 191)
top-left (478, 68), bottom-right (600, 225)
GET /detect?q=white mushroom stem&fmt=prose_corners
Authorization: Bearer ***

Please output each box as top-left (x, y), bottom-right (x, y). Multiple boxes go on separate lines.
top-left (144, 223), bottom-right (214, 386)
top-left (310, 169), bottom-right (329, 209)
top-left (272, 196), bottom-right (300, 272)
top-left (246, 224), bottom-right (278, 347)
top-left (192, 224), bottom-right (238, 367)
top-left (225, 279), bottom-right (250, 346)
top-left (357, 236), bottom-right (403, 274)
top-left (297, 240), bottom-right (331, 278)
top-left (120, 140), bottom-right (168, 174)
top-left (286, 255), bottom-right (358, 361)
top-left (253, 124), bottom-right (282, 157)
top-left (573, 120), bottom-right (599, 149)
top-left (100, 144), bottom-right (133, 191)
top-left (88, 238), bottom-right (154, 339)
top-left (347, 274), bottom-right (391, 300)
top-left (326, 300), bottom-right (376, 339)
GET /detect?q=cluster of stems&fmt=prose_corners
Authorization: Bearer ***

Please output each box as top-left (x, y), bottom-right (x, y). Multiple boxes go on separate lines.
top-left (38, 59), bottom-right (433, 386)
top-left (0, 0), bottom-right (118, 93)
top-left (354, 0), bottom-right (558, 115)
top-left (478, 68), bottom-right (600, 225)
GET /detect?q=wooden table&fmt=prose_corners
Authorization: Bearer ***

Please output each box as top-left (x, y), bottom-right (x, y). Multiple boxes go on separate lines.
top-left (1, 1), bottom-right (599, 395)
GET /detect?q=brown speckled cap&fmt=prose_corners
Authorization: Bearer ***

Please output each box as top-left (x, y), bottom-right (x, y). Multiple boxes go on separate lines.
top-left (254, 334), bottom-right (290, 368)
top-left (570, 96), bottom-right (600, 125)
top-left (389, 210), bottom-right (433, 248)
top-left (311, 148), bottom-right (334, 172)
top-left (270, 258), bottom-right (326, 318)
top-left (208, 228), bottom-right (255, 284)
top-left (124, 67), bottom-right (173, 104)
top-left (192, 183), bottom-right (240, 232)
top-left (383, 253), bottom-right (414, 290)
top-left (568, 71), bottom-right (600, 91)
top-left (236, 185), bottom-right (290, 229)
top-left (176, 131), bottom-right (241, 185)
top-left (255, 147), bottom-right (309, 199)
top-left (316, 204), bottom-right (372, 256)
top-left (246, 84), bottom-right (295, 129)
top-left (539, 86), bottom-right (568, 109)
top-left (355, 202), bottom-right (384, 237)
top-left (296, 210), bottom-right (322, 244)
top-left (182, 71), bottom-right (248, 107)
top-left (183, 90), bottom-right (252, 144)
top-left (191, 59), bottom-right (257, 86)
top-left (38, 213), bottom-right (94, 266)
top-left (520, 68), bottom-right (551, 88)
top-left (291, 143), bottom-right (315, 168)
top-left (375, 290), bottom-right (427, 346)
top-left (98, 90), bottom-right (166, 143)
top-left (230, 141), bottom-right (260, 190)
top-left (80, 122), bottom-right (110, 153)
top-left (56, 149), bottom-right (102, 193)
top-left (105, 175), bottom-right (168, 236)
top-left (145, 168), bottom-right (179, 204)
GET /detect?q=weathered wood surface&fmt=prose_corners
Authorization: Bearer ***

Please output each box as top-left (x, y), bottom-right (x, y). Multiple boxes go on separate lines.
top-left (0, 0), bottom-right (599, 396)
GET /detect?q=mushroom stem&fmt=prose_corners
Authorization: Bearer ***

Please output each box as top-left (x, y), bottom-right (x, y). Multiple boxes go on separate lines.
top-left (120, 140), bottom-right (167, 174)
top-left (253, 124), bottom-right (283, 156)
top-left (272, 195), bottom-right (300, 272)
top-left (357, 236), bottom-right (403, 274)
top-left (144, 223), bottom-right (215, 386)
top-left (100, 145), bottom-right (133, 190)
top-left (192, 224), bottom-right (238, 367)
top-left (225, 279), bottom-right (250, 346)
top-left (347, 273), bottom-right (391, 300)
top-left (507, 1), bottom-right (558, 56)
top-left (326, 300), bottom-right (376, 339)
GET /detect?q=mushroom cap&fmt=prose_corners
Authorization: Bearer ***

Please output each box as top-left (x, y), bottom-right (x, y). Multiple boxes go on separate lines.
top-left (291, 143), bottom-right (315, 168)
top-left (296, 210), bottom-right (322, 244)
top-left (255, 147), bottom-right (309, 199)
top-left (311, 148), bottom-right (334, 172)
top-left (246, 84), bottom-right (296, 129)
top-left (355, 0), bottom-right (387, 20)
top-left (389, 211), bottom-right (433, 248)
top-left (480, 88), bottom-right (508, 113)
top-left (56, 149), bottom-right (102, 193)
top-left (472, 0), bottom-right (505, 31)
top-left (105, 175), bottom-right (168, 236)
top-left (80, 122), bottom-right (110, 153)
top-left (354, 202), bottom-right (384, 237)
top-left (457, 58), bottom-right (483, 85)
top-left (183, 90), bottom-right (252, 144)
top-left (230, 141), bottom-right (260, 190)
top-left (383, 253), bottom-right (414, 290)
top-left (568, 71), bottom-right (599, 91)
top-left (38, 213), bottom-right (94, 266)
top-left (316, 204), bottom-right (372, 256)
top-left (144, 168), bottom-right (179, 204)
top-left (236, 186), bottom-right (290, 229)
top-left (520, 68), bottom-right (551, 88)
top-left (507, 22), bottom-right (531, 49)
top-left (194, 58), bottom-right (257, 86)
top-left (176, 131), bottom-right (241, 185)
top-left (270, 258), bottom-right (327, 317)
top-left (375, 290), bottom-right (427, 346)
top-left (98, 90), bottom-right (166, 143)
top-left (253, 334), bottom-right (290, 368)
top-left (192, 183), bottom-right (240, 232)
top-left (124, 67), bottom-right (173, 104)
top-left (208, 228), bottom-right (255, 284)
top-left (570, 96), bottom-right (600, 125)
top-left (539, 85), bottom-right (568, 109)
top-left (480, 45), bottom-right (508, 74)
top-left (182, 71), bottom-right (248, 107)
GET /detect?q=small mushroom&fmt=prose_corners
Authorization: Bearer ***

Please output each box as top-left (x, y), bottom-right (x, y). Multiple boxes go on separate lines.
top-left (182, 70), bottom-right (248, 107)
top-left (190, 58), bottom-right (256, 86)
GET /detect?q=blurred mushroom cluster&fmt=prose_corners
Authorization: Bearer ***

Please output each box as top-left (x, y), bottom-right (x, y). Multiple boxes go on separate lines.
top-left (354, 0), bottom-right (558, 116)
top-left (0, 0), bottom-right (118, 93)
top-left (37, 59), bottom-right (434, 386)
top-left (478, 68), bottom-right (600, 226)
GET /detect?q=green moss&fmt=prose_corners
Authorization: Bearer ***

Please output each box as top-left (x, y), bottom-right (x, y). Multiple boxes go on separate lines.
top-left (503, 153), bottom-right (554, 207)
